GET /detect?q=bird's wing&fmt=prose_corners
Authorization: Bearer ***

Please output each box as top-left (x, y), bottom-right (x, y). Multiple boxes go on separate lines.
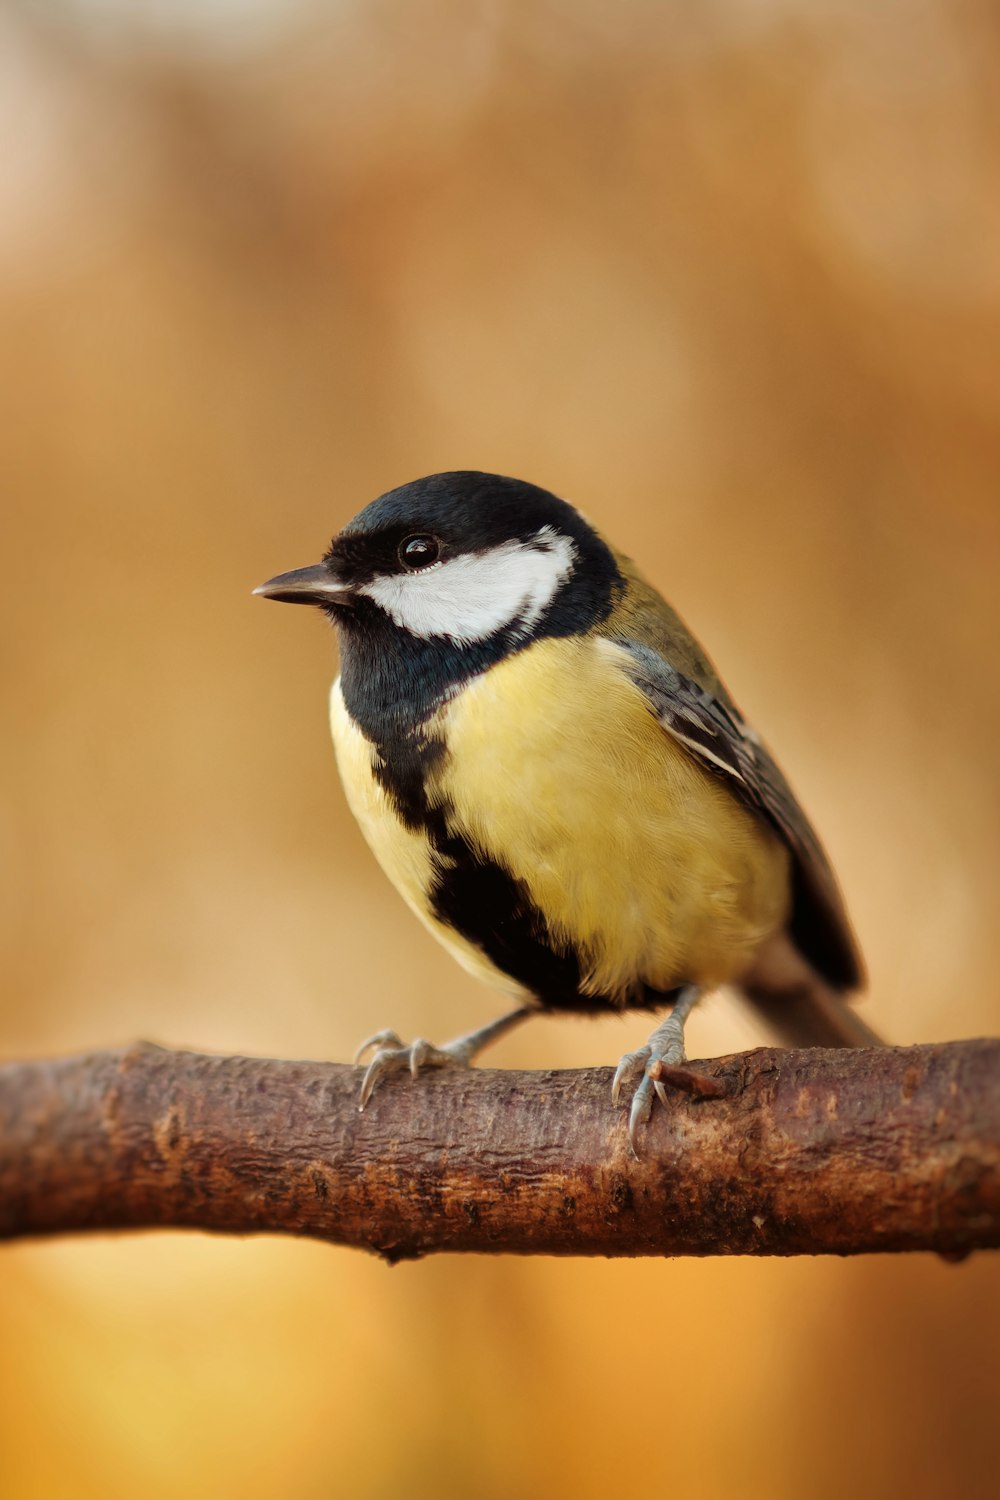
top-left (607, 637), bottom-right (863, 991)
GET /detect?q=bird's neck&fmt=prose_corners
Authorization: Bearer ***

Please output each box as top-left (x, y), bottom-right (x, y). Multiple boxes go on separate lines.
top-left (336, 612), bottom-right (508, 747)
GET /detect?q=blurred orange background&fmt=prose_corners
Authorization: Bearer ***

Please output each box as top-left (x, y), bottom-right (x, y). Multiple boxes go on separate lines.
top-left (2, 2), bottom-right (1000, 1497)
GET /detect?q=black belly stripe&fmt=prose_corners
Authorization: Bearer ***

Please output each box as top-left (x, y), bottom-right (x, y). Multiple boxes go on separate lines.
top-left (430, 838), bottom-right (587, 1008)
top-left (369, 728), bottom-right (638, 1012)
top-left (429, 840), bottom-right (673, 1015)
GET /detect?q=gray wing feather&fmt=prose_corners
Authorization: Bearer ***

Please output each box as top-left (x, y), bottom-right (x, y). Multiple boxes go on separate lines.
top-left (614, 638), bottom-right (863, 992)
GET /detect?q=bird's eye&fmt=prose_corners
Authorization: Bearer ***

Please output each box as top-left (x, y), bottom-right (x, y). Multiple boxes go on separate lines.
top-left (399, 535), bottom-right (440, 570)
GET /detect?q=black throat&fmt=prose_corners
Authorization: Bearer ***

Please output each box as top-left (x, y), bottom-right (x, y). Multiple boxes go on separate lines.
top-left (336, 601), bottom-right (519, 746)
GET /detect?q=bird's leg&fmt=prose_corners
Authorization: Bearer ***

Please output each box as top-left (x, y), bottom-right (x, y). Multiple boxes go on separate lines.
top-left (611, 985), bottom-right (701, 1154)
top-left (354, 1005), bottom-right (534, 1110)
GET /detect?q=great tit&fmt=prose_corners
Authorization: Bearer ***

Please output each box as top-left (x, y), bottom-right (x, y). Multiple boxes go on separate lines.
top-left (256, 471), bottom-right (877, 1148)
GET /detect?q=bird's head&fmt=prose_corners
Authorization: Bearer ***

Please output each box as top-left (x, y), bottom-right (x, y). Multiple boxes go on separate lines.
top-left (255, 471), bottom-right (620, 650)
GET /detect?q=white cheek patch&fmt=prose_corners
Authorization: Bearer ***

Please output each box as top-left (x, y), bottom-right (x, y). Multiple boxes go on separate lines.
top-left (359, 527), bottom-right (577, 643)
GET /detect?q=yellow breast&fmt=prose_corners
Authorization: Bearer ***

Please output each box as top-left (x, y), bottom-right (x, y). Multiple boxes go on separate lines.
top-left (329, 680), bottom-right (536, 1000)
top-left (330, 635), bottom-right (791, 1005)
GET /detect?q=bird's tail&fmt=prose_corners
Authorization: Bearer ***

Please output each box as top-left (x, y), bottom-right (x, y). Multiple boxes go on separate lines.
top-left (739, 931), bottom-right (883, 1049)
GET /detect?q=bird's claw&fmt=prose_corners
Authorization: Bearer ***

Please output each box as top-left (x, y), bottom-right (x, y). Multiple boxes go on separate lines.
top-left (612, 1002), bottom-right (693, 1156)
top-left (353, 1007), bottom-right (532, 1111)
top-left (353, 1029), bottom-right (404, 1065)
top-left (610, 1046), bottom-right (649, 1107)
top-left (354, 1032), bottom-right (475, 1110)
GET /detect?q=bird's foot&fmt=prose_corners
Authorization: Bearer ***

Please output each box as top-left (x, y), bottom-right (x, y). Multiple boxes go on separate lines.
top-left (611, 986), bottom-right (701, 1155)
top-left (353, 1029), bottom-right (478, 1109)
top-left (353, 1006), bottom-right (532, 1110)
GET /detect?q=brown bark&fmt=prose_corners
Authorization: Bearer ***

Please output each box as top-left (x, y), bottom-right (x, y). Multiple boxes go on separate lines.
top-left (1, 1039), bottom-right (998, 1259)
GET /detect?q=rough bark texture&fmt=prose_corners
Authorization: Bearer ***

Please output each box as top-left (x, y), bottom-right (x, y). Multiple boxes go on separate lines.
top-left (1, 1040), bottom-right (998, 1259)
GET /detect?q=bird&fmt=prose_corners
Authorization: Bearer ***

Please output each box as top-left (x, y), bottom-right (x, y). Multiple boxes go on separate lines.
top-left (255, 470), bottom-right (877, 1150)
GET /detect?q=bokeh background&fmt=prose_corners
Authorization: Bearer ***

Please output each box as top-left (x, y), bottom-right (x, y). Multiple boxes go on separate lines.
top-left (2, 1), bottom-right (1000, 1495)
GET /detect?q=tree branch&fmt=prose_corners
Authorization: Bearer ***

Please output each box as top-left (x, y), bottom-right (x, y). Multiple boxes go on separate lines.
top-left (1, 1039), bottom-right (997, 1259)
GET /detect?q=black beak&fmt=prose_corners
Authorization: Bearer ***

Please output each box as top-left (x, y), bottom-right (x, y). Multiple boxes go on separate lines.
top-left (253, 563), bottom-right (352, 607)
